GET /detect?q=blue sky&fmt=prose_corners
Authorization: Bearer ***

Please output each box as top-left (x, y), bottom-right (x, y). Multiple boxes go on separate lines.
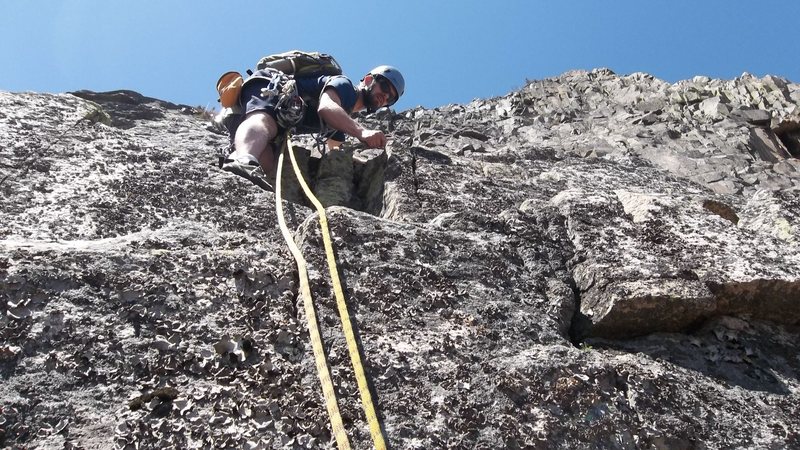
top-left (1, 1), bottom-right (799, 112)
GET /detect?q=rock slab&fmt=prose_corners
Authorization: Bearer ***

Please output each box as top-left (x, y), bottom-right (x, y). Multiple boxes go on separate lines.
top-left (1, 69), bottom-right (799, 449)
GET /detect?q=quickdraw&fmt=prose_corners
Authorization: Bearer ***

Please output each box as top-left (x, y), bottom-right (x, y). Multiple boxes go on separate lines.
top-left (274, 133), bottom-right (387, 450)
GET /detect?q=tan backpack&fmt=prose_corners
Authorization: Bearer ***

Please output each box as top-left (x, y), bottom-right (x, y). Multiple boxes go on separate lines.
top-left (215, 50), bottom-right (342, 108)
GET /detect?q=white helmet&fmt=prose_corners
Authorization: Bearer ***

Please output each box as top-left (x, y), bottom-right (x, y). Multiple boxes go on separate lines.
top-left (368, 65), bottom-right (405, 105)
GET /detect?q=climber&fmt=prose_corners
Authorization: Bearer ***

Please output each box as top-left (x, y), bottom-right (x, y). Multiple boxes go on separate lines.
top-left (221, 65), bottom-right (405, 191)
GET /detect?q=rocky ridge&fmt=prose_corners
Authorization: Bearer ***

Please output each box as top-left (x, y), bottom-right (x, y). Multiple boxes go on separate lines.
top-left (0, 69), bottom-right (799, 449)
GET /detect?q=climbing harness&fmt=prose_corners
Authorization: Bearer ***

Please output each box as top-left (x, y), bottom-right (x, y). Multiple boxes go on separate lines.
top-left (274, 133), bottom-right (387, 450)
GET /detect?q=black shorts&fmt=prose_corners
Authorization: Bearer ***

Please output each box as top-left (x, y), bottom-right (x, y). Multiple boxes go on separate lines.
top-left (240, 71), bottom-right (281, 120)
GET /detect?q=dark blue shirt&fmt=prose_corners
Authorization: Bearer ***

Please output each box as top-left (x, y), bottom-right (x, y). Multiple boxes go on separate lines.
top-left (295, 75), bottom-right (357, 141)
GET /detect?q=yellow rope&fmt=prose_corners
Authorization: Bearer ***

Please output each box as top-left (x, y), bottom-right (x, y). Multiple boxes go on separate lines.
top-left (285, 137), bottom-right (388, 450)
top-left (274, 146), bottom-right (351, 450)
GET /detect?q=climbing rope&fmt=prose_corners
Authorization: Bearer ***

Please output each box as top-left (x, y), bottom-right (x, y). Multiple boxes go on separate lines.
top-left (274, 142), bottom-right (351, 449)
top-left (275, 133), bottom-right (387, 450)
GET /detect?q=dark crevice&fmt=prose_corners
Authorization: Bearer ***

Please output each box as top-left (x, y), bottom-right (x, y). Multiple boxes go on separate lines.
top-left (702, 199), bottom-right (740, 224)
top-left (410, 147), bottom-right (420, 198)
top-left (567, 285), bottom-right (590, 346)
top-left (776, 129), bottom-right (800, 158)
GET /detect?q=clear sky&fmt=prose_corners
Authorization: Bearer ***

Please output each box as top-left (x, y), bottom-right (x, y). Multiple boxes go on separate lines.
top-left (1, 1), bottom-right (799, 112)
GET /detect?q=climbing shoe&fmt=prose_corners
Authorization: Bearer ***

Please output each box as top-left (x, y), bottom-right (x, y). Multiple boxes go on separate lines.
top-left (221, 159), bottom-right (274, 192)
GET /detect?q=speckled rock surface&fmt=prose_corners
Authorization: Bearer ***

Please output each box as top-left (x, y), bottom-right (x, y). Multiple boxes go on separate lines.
top-left (1, 69), bottom-right (799, 449)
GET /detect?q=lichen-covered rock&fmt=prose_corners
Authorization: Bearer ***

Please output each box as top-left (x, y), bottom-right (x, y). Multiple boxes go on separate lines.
top-left (1, 69), bottom-right (799, 449)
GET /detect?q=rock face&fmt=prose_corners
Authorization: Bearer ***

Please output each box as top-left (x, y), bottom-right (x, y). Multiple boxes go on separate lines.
top-left (1, 70), bottom-right (799, 449)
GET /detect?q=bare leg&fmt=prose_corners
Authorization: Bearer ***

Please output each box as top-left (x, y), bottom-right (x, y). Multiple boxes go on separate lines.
top-left (230, 111), bottom-right (280, 173)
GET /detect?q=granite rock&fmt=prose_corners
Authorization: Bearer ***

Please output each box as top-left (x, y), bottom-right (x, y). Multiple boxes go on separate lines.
top-left (1, 69), bottom-right (799, 449)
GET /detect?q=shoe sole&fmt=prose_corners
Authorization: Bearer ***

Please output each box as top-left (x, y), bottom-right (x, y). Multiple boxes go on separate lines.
top-left (222, 160), bottom-right (274, 192)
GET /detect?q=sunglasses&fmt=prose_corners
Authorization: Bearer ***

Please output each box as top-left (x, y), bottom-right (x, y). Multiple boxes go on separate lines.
top-left (374, 75), bottom-right (397, 105)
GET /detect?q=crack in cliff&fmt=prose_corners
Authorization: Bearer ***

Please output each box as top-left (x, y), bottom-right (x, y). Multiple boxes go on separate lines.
top-left (409, 146), bottom-right (421, 199)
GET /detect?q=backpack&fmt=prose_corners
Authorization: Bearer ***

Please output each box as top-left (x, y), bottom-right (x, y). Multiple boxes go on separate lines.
top-left (253, 50), bottom-right (342, 78)
top-left (215, 50), bottom-right (342, 108)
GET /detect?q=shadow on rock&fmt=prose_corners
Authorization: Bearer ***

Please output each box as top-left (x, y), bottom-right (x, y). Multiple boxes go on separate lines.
top-left (587, 316), bottom-right (800, 395)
